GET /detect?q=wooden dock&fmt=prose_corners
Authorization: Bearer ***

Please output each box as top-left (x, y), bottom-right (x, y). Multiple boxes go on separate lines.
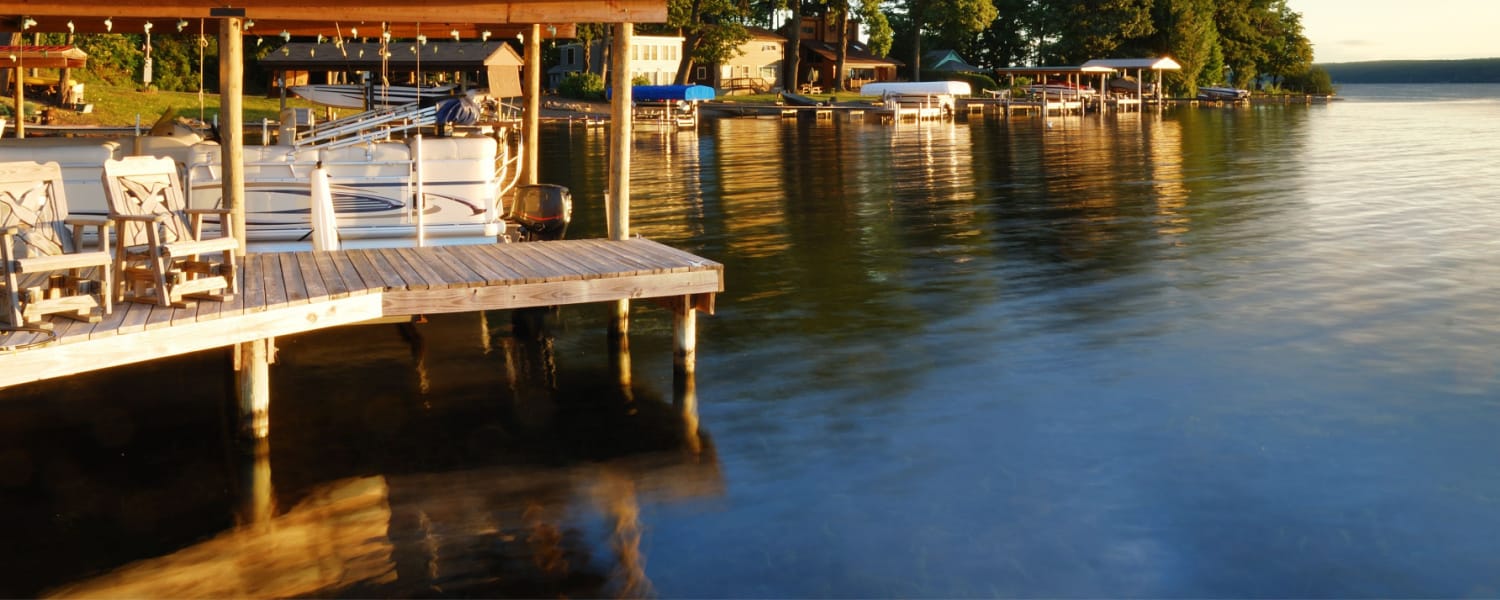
top-left (0, 238), bottom-right (723, 389)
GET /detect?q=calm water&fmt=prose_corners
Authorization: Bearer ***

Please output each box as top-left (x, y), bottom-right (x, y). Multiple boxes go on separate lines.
top-left (4, 83), bottom-right (1500, 597)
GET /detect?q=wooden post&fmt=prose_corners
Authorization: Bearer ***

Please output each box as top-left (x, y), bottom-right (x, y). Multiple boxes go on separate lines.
top-left (219, 17), bottom-right (247, 254)
top-left (12, 39), bottom-right (23, 139)
top-left (607, 23), bottom-right (634, 338)
top-left (412, 133), bottom-right (425, 247)
top-left (237, 337), bottom-right (271, 439)
top-left (523, 24), bottom-right (542, 186)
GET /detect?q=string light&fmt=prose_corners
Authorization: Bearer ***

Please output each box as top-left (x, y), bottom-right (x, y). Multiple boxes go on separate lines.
top-left (481, 30), bottom-right (492, 42)
top-left (417, 34), bottom-right (428, 45)
top-left (143, 21), bottom-right (152, 33)
top-left (21, 17), bottom-right (37, 30)
top-left (67, 21), bottom-right (75, 33)
top-left (351, 27), bottom-right (358, 38)
top-left (104, 17), bottom-right (113, 32)
top-left (177, 19), bottom-right (188, 32)
top-left (244, 19), bottom-right (254, 30)
top-left (280, 30), bottom-right (291, 42)
top-left (316, 34), bottom-right (325, 44)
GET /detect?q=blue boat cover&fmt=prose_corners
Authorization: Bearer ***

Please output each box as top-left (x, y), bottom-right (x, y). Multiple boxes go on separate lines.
top-left (607, 84), bottom-right (716, 102)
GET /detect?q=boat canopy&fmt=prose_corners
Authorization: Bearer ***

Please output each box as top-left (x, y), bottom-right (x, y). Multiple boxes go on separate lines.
top-left (860, 81), bottom-right (972, 97)
top-left (610, 84), bottom-right (716, 102)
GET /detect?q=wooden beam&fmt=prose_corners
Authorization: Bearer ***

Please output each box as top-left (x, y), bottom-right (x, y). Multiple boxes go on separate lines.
top-left (0, 294), bottom-right (384, 389)
top-left (0, 17), bottom-right (576, 39)
top-left (379, 269), bottom-right (721, 316)
top-left (3, 0), bottom-right (666, 25)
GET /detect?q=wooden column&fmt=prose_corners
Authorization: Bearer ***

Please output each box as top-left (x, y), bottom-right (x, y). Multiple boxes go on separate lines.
top-left (237, 337), bottom-right (271, 439)
top-left (607, 23), bottom-right (634, 337)
top-left (219, 17), bottom-right (247, 254)
top-left (11, 41), bottom-right (22, 139)
top-left (523, 24), bottom-right (542, 185)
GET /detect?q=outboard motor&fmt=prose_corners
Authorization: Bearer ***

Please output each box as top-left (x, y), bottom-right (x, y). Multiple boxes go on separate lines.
top-left (510, 184), bottom-right (572, 241)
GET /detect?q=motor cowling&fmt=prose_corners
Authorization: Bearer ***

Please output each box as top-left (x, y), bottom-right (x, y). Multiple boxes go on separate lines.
top-left (511, 184), bottom-right (572, 241)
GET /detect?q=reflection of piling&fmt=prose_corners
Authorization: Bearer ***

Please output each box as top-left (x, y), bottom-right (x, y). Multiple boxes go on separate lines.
top-left (598, 471), bottom-right (650, 598)
top-left (609, 333), bottom-right (635, 405)
top-left (674, 373), bottom-right (701, 455)
top-left (238, 437), bottom-right (276, 527)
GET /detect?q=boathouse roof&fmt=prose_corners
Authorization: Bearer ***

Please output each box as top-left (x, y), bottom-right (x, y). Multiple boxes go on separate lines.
top-left (1080, 57), bottom-right (1182, 71)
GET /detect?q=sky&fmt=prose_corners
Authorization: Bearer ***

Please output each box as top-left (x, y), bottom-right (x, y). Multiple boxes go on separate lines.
top-left (1287, 0), bottom-right (1500, 63)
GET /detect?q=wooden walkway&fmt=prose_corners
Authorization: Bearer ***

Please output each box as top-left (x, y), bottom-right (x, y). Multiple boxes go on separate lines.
top-left (0, 238), bottom-right (723, 389)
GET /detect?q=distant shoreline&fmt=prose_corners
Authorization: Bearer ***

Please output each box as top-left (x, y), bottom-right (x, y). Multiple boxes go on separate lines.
top-left (1318, 57), bottom-right (1500, 83)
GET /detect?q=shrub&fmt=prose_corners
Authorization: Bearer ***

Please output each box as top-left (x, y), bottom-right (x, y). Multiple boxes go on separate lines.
top-left (1283, 66), bottom-right (1335, 95)
top-left (558, 72), bottom-right (605, 100)
top-left (631, 75), bottom-right (652, 86)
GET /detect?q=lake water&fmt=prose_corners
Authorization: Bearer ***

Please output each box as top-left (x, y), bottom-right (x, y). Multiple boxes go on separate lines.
top-left (4, 83), bottom-right (1500, 597)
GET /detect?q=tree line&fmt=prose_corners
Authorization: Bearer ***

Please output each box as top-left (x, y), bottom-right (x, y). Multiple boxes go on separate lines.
top-left (34, 0), bottom-right (1328, 100)
top-left (644, 0), bottom-right (1327, 96)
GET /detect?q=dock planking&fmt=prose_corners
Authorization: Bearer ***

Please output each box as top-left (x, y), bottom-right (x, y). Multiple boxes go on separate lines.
top-left (0, 238), bottom-right (722, 389)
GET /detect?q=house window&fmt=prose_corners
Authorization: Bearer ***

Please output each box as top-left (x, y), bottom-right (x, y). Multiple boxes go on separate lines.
top-left (564, 47), bottom-right (576, 66)
top-left (761, 66), bottom-right (777, 80)
top-left (632, 46), bottom-right (639, 60)
top-left (696, 66), bottom-right (707, 81)
top-left (763, 44), bottom-right (778, 52)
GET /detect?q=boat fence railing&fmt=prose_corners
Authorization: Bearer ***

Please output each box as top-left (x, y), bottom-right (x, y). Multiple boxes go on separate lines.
top-left (290, 103), bottom-right (438, 153)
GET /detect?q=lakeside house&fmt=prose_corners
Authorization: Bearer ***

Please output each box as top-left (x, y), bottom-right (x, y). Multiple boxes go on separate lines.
top-left (795, 16), bottom-right (902, 92)
top-left (691, 27), bottom-right (786, 95)
top-left (548, 34), bottom-right (686, 89)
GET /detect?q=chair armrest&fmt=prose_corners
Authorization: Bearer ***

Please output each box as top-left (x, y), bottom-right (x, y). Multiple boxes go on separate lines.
top-left (183, 208), bottom-right (233, 216)
top-left (111, 213), bottom-right (170, 223)
top-left (64, 216), bottom-right (110, 227)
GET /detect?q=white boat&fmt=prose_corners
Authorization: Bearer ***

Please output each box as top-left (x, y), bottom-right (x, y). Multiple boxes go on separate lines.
top-left (1024, 83), bottom-right (1097, 99)
top-left (1198, 86), bottom-right (1250, 101)
top-left (861, 81), bottom-right (971, 119)
top-left (0, 103), bottom-right (525, 252)
top-left (289, 83), bottom-right (458, 109)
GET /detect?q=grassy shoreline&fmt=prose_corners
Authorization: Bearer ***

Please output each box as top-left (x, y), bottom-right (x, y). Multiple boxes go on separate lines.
top-left (6, 83), bottom-right (319, 127)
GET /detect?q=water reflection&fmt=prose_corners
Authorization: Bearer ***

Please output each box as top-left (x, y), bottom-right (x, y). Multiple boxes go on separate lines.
top-left (2, 310), bottom-right (716, 597)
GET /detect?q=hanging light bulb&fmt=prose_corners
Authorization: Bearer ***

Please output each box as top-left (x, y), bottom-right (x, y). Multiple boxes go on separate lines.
top-left (481, 30), bottom-right (492, 42)
top-left (382, 30), bottom-right (392, 43)
top-left (256, 36), bottom-right (263, 47)
top-left (548, 24), bottom-right (558, 37)
top-left (316, 34), bottom-right (325, 44)
top-left (280, 30), bottom-right (291, 42)
top-left (451, 28), bottom-right (460, 41)
top-left (350, 27), bottom-right (358, 38)
top-left (244, 19), bottom-right (254, 30)
top-left (417, 34), bottom-right (428, 45)
top-left (104, 17), bottom-right (113, 32)
top-left (21, 17), bottom-right (37, 30)
top-left (67, 20), bottom-right (75, 34)
top-left (143, 21), bottom-right (153, 33)
top-left (177, 19), bottom-right (188, 32)
top-left (358, 49), bottom-right (365, 58)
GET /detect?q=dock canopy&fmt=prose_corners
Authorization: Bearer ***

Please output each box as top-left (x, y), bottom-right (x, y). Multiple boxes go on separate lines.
top-left (861, 80), bottom-right (972, 97)
top-left (1080, 57), bottom-right (1182, 71)
top-left (611, 84), bottom-right (716, 102)
top-left (0, 46), bottom-right (87, 69)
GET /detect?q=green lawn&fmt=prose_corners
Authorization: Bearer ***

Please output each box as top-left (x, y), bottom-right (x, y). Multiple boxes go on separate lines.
top-left (6, 83), bottom-right (320, 127)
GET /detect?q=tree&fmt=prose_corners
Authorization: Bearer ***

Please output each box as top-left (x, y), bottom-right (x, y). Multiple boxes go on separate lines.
top-left (1259, 0), bottom-right (1313, 88)
top-left (1212, 0), bottom-right (1272, 89)
top-left (662, 0), bottom-right (753, 84)
top-left (1036, 0), bottom-right (1153, 64)
top-left (900, 0), bottom-right (998, 80)
top-left (1147, 0), bottom-right (1219, 97)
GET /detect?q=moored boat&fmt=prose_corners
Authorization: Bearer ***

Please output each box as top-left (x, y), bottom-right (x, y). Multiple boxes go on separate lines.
top-left (289, 83), bottom-right (458, 109)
